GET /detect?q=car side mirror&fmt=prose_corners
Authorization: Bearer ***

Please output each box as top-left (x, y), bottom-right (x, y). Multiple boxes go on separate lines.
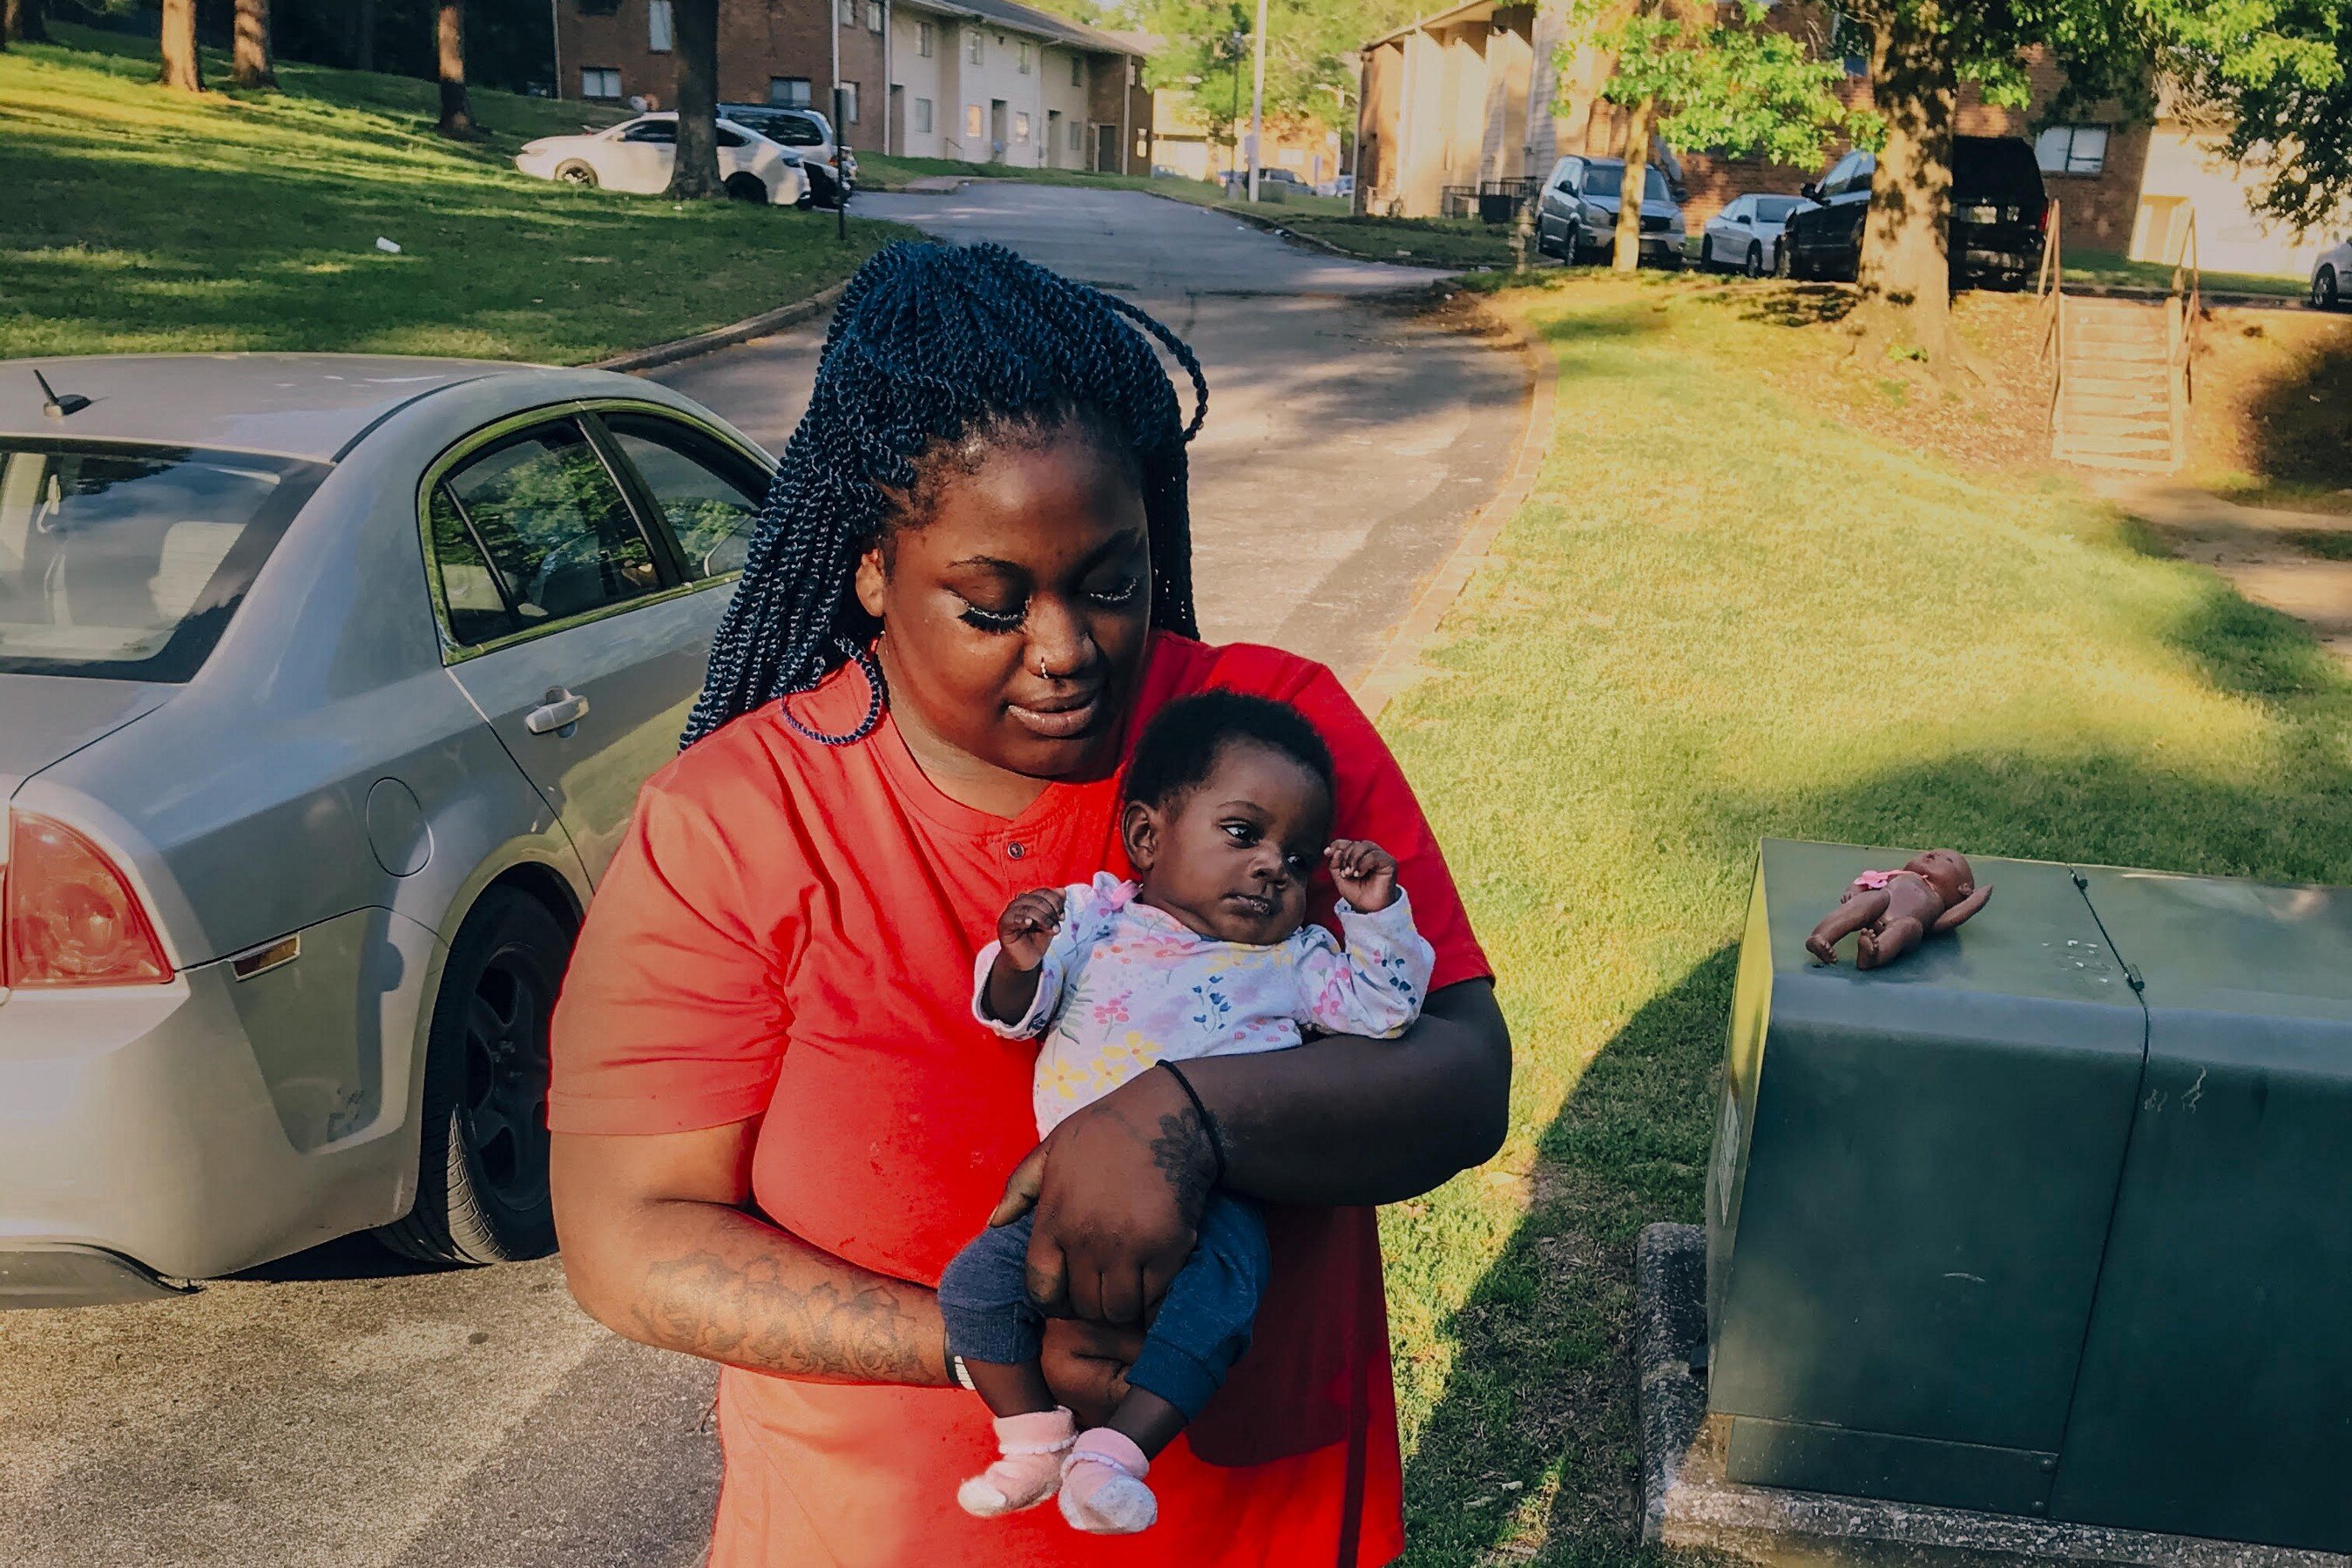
top-left (1800, 182), bottom-right (1820, 202)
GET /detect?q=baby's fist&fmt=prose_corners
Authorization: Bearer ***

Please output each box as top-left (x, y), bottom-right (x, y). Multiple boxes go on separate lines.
top-left (1326, 840), bottom-right (1401, 911)
top-left (997, 888), bottom-right (1066, 970)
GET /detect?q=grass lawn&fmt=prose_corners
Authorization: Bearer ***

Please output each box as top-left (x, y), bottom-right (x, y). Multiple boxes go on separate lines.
top-left (0, 25), bottom-right (907, 363)
top-left (1375, 274), bottom-right (2352, 1563)
top-left (2065, 247), bottom-right (2308, 299)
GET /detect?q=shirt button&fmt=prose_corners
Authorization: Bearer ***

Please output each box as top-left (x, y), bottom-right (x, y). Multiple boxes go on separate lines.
top-left (1007, 842), bottom-right (1026, 860)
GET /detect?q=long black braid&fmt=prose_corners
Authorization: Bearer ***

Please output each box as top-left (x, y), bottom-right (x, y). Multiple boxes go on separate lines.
top-left (679, 240), bottom-right (1209, 750)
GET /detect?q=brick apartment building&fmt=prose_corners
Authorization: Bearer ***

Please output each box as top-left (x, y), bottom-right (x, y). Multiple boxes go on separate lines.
top-left (1356, 0), bottom-right (2332, 277)
top-left (554, 0), bottom-right (1153, 174)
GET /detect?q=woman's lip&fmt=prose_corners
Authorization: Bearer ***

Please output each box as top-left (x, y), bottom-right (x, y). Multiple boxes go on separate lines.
top-left (1007, 693), bottom-right (1104, 739)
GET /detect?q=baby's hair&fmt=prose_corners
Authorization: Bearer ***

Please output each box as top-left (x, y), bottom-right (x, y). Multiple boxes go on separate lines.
top-left (1124, 693), bottom-right (1336, 812)
top-left (681, 240), bottom-right (1210, 749)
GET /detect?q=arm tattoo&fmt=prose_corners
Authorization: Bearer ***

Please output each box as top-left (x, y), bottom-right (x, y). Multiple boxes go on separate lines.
top-left (631, 1250), bottom-right (938, 1384)
top-left (1151, 1107), bottom-right (1215, 1220)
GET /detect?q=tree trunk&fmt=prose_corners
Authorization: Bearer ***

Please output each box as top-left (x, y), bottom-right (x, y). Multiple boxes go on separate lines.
top-left (1851, 0), bottom-right (1963, 368)
top-left (436, 0), bottom-right (476, 139)
top-left (159, 0), bottom-right (203, 91)
top-left (352, 0), bottom-right (375, 72)
top-left (666, 0), bottom-right (723, 199)
top-left (5, 0), bottom-right (51, 46)
top-left (1613, 95), bottom-right (1653, 273)
top-left (232, 0), bottom-right (274, 88)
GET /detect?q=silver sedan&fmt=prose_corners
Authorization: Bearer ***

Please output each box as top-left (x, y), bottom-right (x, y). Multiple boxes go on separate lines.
top-left (1694, 193), bottom-right (1808, 277)
top-left (0, 355), bottom-right (768, 1306)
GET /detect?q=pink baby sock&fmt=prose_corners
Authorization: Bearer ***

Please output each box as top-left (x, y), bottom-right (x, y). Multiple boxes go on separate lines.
top-left (957, 1407), bottom-right (1078, 1518)
top-left (1058, 1428), bottom-right (1158, 1535)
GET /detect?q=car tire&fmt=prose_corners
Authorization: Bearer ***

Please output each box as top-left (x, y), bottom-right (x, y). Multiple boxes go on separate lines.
top-left (553, 159), bottom-right (598, 189)
top-left (724, 172), bottom-right (769, 203)
top-left (375, 889), bottom-right (570, 1266)
top-left (2315, 266), bottom-right (2340, 311)
top-left (1566, 224), bottom-right (1586, 265)
top-left (1774, 241), bottom-right (1796, 279)
top-left (1746, 242), bottom-right (1765, 278)
top-left (1700, 237), bottom-right (1715, 272)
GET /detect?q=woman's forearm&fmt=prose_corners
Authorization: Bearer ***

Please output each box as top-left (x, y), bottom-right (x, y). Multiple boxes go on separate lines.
top-left (551, 1128), bottom-right (950, 1387)
top-left (1179, 978), bottom-right (1511, 1206)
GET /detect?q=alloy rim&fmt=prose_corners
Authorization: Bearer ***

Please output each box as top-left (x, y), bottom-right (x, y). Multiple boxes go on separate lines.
top-left (460, 948), bottom-right (551, 1213)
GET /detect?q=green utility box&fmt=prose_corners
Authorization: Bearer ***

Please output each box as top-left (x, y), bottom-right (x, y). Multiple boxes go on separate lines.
top-left (1706, 840), bottom-right (2352, 1551)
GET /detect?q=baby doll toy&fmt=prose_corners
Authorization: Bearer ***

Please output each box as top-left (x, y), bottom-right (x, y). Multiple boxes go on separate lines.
top-left (936, 691), bottom-right (1437, 1537)
top-left (1805, 848), bottom-right (1992, 970)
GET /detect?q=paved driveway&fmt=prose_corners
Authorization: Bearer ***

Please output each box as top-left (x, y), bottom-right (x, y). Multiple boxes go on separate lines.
top-left (0, 184), bottom-right (1526, 1568)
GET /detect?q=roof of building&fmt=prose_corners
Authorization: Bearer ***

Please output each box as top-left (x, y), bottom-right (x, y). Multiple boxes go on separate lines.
top-left (1363, 0), bottom-right (1499, 49)
top-left (897, 0), bottom-right (1146, 57)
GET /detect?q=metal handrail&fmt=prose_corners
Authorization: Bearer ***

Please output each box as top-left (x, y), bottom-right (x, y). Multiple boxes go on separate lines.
top-left (2167, 208), bottom-right (2200, 465)
top-left (2038, 199), bottom-right (2064, 450)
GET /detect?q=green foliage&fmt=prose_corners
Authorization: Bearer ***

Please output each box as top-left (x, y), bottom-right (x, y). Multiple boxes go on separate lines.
top-left (2169, 0), bottom-right (2352, 233)
top-left (1140, 0), bottom-right (1416, 140)
top-left (1569, 1), bottom-right (1878, 168)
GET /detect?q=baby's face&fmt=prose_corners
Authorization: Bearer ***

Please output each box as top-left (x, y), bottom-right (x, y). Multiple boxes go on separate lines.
top-left (1133, 740), bottom-right (1334, 945)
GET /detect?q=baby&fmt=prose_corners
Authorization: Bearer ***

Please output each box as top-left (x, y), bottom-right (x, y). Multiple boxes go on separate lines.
top-left (938, 691), bottom-right (1436, 1536)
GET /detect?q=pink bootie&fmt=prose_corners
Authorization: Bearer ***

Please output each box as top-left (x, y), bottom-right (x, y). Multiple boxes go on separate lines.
top-left (1058, 1428), bottom-right (1158, 1534)
top-left (957, 1407), bottom-right (1078, 1518)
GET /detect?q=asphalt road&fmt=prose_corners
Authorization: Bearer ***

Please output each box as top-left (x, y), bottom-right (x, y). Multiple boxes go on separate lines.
top-left (0, 184), bottom-right (1527, 1568)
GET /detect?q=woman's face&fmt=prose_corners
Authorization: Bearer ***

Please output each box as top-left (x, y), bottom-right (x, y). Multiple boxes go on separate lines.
top-left (857, 430), bottom-right (1153, 785)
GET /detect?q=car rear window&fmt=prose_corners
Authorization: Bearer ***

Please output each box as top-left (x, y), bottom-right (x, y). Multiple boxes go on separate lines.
top-left (0, 441), bottom-right (325, 682)
top-left (1955, 138), bottom-right (2044, 200)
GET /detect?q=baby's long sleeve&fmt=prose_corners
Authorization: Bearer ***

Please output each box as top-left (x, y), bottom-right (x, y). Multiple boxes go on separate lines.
top-left (1291, 889), bottom-right (1438, 1039)
top-left (970, 882), bottom-right (1102, 1039)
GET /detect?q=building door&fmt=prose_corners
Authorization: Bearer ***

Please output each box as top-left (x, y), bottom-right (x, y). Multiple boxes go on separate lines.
top-left (1046, 109), bottom-right (1062, 168)
top-left (990, 98), bottom-right (1008, 159)
top-left (1096, 122), bottom-right (1117, 172)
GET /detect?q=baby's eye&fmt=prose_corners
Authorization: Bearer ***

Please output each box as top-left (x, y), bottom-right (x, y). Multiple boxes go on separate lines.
top-left (1285, 853), bottom-right (1313, 873)
top-left (1222, 821), bottom-right (1256, 843)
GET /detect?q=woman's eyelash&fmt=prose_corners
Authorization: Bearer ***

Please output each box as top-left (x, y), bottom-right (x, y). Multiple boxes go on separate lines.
top-left (1090, 577), bottom-right (1142, 605)
top-left (958, 603), bottom-right (1024, 632)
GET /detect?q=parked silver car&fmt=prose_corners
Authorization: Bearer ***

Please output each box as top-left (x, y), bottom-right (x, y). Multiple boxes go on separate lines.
top-left (0, 355), bottom-right (769, 1306)
top-left (1694, 193), bottom-right (1808, 276)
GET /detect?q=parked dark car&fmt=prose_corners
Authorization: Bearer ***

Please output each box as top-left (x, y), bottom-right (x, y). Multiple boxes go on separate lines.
top-left (1533, 154), bottom-right (1686, 267)
top-left (719, 103), bottom-right (855, 207)
top-left (1777, 136), bottom-right (2048, 286)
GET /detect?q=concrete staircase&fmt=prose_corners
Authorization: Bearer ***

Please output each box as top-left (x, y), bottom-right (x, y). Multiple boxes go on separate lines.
top-left (2051, 297), bottom-right (2180, 473)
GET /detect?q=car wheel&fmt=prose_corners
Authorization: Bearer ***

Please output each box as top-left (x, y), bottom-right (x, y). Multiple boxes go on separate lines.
top-left (1746, 242), bottom-right (1765, 278)
top-left (1774, 241), bottom-right (1795, 279)
top-left (553, 159), bottom-right (598, 188)
top-left (2315, 266), bottom-right (2340, 311)
top-left (724, 172), bottom-right (768, 203)
top-left (1700, 236), bottom-right (1715, 272)
top-left (375, 889), bottom-right (569, 1266)
top-left (1566, 224), bottom-right (1586, 265)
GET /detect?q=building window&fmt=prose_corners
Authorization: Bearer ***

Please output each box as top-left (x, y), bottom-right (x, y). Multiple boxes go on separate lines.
top-left (917, 19), bottom-right (935, 56)
top-left (838, 0), bottom-right (855, 24)
top-left (1071, 118), bottom-right (1084, 151)
top-left (1071, 55), bottom-right (1084, 87)
top-left (768, 76), bottom-right (811, 107)
top-left (580, 66), bottom-right (623, 99)
top-left (968, 30), bottom-right (983, 64)
top-left (1018, 42), bottom-right (1033, 75)
top-left (2036, 125), bottom-right (2110, 176)
top-left (966, 103), bottom-right (984, 139)
top-left (839, 81), bottom-right (860, 123)
top-left (915, 97), bottom-right (934, 133)
top-left (646, 0), bottom-right (673, 51)
top-left (866, 0), bottom-right (882, 31)
top-left (1014, 111), bottom-right (1031, 142)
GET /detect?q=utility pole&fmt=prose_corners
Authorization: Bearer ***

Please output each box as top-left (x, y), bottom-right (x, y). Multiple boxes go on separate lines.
top-left (1247, 0), bottom-right (1266, 202)
top-left (1227, 30), bottom-right (1243, 184)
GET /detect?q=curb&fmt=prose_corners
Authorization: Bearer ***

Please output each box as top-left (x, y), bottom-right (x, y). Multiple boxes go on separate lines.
top-left (586, 281), bottom-right (850, 374)
top-left (1354, 291), bottom-right (1552, 718)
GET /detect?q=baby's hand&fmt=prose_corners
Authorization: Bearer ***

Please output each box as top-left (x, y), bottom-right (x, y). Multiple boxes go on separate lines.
top-left (1326, 840), bottom-right (1401, 912)
top-left (997, 888), bottom-right (1067, 970)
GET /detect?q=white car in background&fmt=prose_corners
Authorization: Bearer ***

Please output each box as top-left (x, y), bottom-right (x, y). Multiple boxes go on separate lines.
top-left (1695, 193), bottom-right (1808, 276)
top-left (2313, 235), bottom-right (2351, 309)
top-left (514, 113), bottom-right (810, 207)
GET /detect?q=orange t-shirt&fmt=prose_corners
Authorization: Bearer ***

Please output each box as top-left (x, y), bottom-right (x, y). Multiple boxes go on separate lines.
top-left (548, 633), bottom-right (1490, 1568)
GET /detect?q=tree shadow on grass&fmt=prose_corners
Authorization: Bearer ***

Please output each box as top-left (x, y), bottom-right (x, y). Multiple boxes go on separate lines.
top-left (1398, 562), bottom-right (2352, 1565)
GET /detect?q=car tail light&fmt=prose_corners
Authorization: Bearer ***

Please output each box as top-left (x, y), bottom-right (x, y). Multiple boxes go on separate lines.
top-left (2038, 204), bottom-right (2051, 237)
top-left (1, 810), bottom-right (172, 988)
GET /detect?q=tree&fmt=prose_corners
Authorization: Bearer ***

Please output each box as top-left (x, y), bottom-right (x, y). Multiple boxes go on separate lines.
top-left (1587, 0), bottom-right (1872, 272)
top-left (2166, 0), bottom-right (2352, 236)
top-left (5, 0), bottom-right (50, 46)
top-left (666, 0), bottom-right (723, 199)
top-left (233, 0), bottom-right (277, 88)
top-left (159, 0), bottom-right (203, 91)
top-left (435, 0), bottom-right (475, 138)
top-left (352, 0), bottom-right (377, 73)
top-left (1146, 0), bottom-right (1408, 164)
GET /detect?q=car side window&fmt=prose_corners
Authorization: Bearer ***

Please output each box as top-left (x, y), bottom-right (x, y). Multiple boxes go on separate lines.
top-left (1724, 197), bottom-right (1750, 223)
top-left (604, 414), bottom-right (765, 581)
top-left (434, 420), bottom-right (661, 644)
top-left (623, 121), bottom-right (677, 144)
top-left (717, 125), bottom-right (748, 148)
top-left (1553, 159), bottom-right (1579, 192)
top-left (771, 113), bottom-right (824, 147)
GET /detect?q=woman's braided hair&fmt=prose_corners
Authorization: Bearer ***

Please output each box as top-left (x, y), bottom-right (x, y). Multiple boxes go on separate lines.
top-left (679, 240), bottom-right (1208, 749)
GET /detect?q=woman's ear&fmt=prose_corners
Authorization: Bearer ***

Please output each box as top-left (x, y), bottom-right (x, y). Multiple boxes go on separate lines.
top-left (1120, 800), bottom-right (1159, 874)
top-left (854, 544), bottom-right (888, 619)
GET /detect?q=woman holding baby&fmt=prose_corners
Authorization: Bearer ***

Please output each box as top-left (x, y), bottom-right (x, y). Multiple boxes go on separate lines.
top-left (547, 240), bottom-right (1511, 1567)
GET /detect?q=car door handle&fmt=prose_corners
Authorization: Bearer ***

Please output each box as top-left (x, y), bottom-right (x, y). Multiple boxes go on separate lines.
top-left (525, 687), bottom-right (590, 735)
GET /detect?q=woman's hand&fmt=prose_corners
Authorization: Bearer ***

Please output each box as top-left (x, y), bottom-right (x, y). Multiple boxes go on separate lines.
top-left (990, 1065), bottom-right (1214, 1327)
top-left (1041, 1319), bottom-right (1145, 1427)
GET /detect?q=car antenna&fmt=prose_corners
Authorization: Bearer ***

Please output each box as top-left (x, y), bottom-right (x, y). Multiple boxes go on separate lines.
top-left (33, 369), bottom-right (91, 419)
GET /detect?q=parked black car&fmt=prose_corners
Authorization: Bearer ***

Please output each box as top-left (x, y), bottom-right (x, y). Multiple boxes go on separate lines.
top-left (718, 103), bottom-right (855, 208)
top-left (1777, 136), bottom-right (2048, 286)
